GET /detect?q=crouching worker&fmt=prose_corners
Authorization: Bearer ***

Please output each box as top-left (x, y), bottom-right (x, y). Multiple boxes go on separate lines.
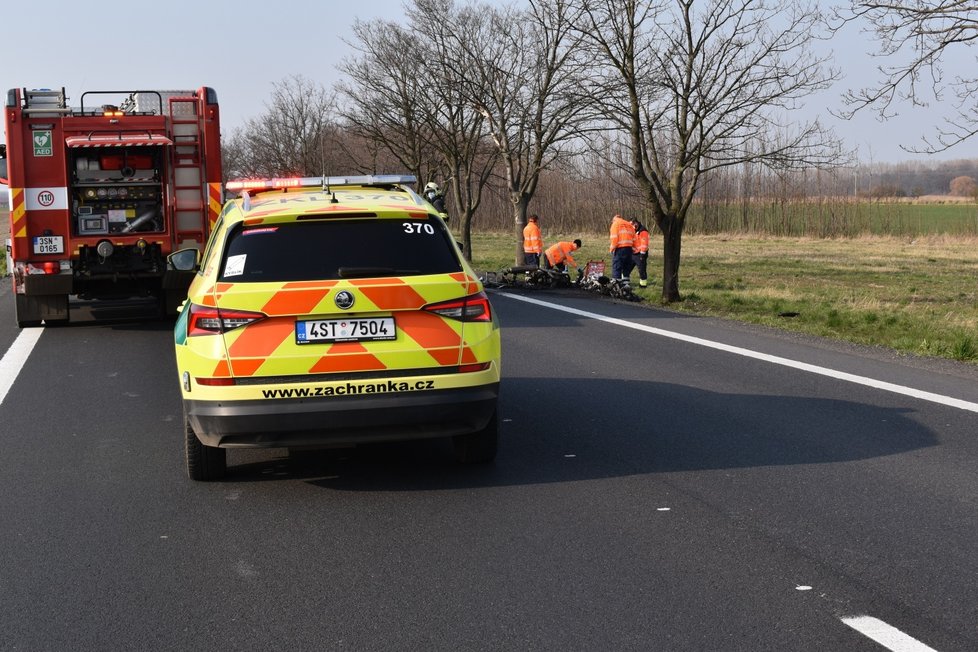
top-left (543, 239), bottom-right (582, 273)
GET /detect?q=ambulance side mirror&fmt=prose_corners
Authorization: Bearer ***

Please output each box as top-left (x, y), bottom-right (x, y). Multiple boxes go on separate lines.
top-left (168, 248), bottom-right (200, 272)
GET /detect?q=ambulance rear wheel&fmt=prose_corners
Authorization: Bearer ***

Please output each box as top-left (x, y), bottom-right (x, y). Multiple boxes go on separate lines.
top-left (452, 409), bottom-right (498, 464)
top-left (185, 409), bottom-right (227, 481)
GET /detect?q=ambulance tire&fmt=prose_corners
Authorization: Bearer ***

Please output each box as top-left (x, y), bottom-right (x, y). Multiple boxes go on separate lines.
top-left (451, 408), bottom-right (498, 464)
top-left (185, 409), bottom-right (227, 481)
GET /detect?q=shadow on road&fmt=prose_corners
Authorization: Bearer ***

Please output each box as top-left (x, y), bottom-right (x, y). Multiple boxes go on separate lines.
top-left (220, 375), bottom-right (935, 489)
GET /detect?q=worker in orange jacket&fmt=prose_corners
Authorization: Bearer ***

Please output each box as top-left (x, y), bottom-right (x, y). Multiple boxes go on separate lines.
top-left (522, 214), bottom-right (543, 266)
top-left (631, 219), bottom-right (650, 287)
top-left (609, 214), bottom-right (636, 280)
top-left (543, 239), bottom-right (581, 272)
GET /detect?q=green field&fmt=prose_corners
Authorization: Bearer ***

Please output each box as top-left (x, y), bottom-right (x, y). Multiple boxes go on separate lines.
top-left (470, 231), bottom-right (978, 364)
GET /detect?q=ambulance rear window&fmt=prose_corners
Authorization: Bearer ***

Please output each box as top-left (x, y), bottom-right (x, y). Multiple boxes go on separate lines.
top-left (218, 217), bottom-right (462, 282)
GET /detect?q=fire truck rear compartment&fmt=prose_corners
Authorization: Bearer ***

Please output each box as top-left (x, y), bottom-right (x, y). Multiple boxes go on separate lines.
top-left (70, 146), bottom-right (165, 235)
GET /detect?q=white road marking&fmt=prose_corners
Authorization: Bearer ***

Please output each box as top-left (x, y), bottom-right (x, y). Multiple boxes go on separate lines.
top-left (841, 616), bottom-right (939, 652)
top-left (500, 293), bottom-right (978, 413)
top-left (0, 327), bottom-right (43, 407)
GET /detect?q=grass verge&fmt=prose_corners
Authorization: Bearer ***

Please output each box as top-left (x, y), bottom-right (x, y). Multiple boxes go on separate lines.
top-left (469, 232), bottom-right (978, 364)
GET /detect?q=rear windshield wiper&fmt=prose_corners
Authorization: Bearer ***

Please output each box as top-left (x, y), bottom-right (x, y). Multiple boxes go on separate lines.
top-left (338, 266), bottom-right (398, 278)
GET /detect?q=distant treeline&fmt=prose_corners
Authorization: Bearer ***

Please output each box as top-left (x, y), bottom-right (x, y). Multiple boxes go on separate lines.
top-left (466, 162), bottom-right (978, 238)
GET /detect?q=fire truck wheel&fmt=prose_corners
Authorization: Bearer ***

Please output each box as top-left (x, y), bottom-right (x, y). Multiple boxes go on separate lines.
top-left (184, 409), bottom-right (227, 481)
top-left (160, 290), bottom-right (186, 317)
top-left (451, 409), bottom-right (498, 464)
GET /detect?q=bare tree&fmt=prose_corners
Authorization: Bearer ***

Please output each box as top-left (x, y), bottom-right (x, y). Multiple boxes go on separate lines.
top-left (237, 75), bottom-right (339, 177)
top-left (338, 9), bottom-right (497, 258)
top-left (578, 0), bottom-right (846, 302)
top-left (220, 126), bottom-right (250, 183)
top-left (834, 1), bottom-right (978, 153)
top-left (441, 0), bottom-right (594, 264)
top-left (410, 0), bottom-right (500, 258)
top-left (337, 20), bottom-right (440, 185)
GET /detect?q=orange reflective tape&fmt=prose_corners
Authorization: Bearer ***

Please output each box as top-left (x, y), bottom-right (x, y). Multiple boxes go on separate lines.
top-left (208, 183), bottom-right (222, 227)
top-left (10, 189), bottom-right (27, 237)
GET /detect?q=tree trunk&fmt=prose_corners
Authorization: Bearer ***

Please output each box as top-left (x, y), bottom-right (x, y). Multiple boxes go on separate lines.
top-left (661, 217), bottom-right (682, 303)
top-left (460, 209), bottom-right (473, 262)
top-left (512, 195), bottom-right (530, 266)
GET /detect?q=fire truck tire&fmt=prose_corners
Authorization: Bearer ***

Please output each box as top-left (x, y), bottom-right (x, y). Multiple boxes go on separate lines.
top-left (160, 290), bottom-right (186, 317)
top-left (451, 408), bottom-right (498, 464)
top-left (185, 409), bottom-right (227, 481)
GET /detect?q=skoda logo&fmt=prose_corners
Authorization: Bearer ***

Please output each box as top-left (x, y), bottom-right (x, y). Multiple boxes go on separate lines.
top-left (334, 290), bottom-right (355, 310)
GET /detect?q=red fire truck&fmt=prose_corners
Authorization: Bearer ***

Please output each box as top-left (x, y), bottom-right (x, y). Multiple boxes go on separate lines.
top-left (0, 86), bottom-right (222, 326)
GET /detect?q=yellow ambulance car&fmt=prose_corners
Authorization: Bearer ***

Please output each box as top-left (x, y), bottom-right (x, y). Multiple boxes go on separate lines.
top-left (172, 175), bottom-right (500, 480)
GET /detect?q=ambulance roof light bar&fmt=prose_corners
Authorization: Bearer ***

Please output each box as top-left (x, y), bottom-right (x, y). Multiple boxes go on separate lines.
top-left (225, 175), bottom-right (417, 193)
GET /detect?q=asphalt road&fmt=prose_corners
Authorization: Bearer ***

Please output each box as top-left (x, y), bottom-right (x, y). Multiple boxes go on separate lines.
top-left (1, 283), bottom-right (976, 651)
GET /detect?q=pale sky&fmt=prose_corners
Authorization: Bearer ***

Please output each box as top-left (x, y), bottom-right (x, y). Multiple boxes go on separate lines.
top-left (2, 0), bottom-right (974, 165)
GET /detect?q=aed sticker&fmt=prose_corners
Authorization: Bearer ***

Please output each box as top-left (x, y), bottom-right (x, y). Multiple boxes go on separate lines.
top-left (32, 130), bottom-right (53, 157)
top-left (223, 254), bottom-right (247, 277)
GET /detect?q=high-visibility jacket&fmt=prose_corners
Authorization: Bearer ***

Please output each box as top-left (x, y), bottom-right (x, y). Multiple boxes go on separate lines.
top-left (633, 227), bottom-right (649, 254)
top-left (610, 215), bottom-right (635, 252)
top-left (523, 221), bottom-right (543, 254)
top-left (545, 241), bottom-right (578, 267)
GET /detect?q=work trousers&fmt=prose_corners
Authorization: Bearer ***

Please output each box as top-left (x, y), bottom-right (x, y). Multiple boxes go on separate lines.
top-left (633, 252), bottom-right (648, 281)
top-left (611, 247), bottom-right (635, 280)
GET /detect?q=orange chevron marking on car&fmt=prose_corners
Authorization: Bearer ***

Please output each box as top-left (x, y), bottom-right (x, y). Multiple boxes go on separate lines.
top-left (310, 342), bottom-right (387, 373)
top-left (200, 282), bottom-right (233, 307)
top-left (427, 348), bottom-right (462, 366)
top-left (395, 311), bottom-right (463, 350)
top-left (227, 319), bottom-right (295, 361)
top-left (450, 272), bottom-right (480, 294)
top-left (460, 347), bottom-right (479, 364)
top-left (230, 357), bottom-right (266, 377)
top-left (210, 359), bottom-right (232, 377)
top-left (261, 286), bottom-right (334, 316)
top-left (208, 282), bottom-right (234, 306)
top-left (357, 284), bottom-right (427, 310)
